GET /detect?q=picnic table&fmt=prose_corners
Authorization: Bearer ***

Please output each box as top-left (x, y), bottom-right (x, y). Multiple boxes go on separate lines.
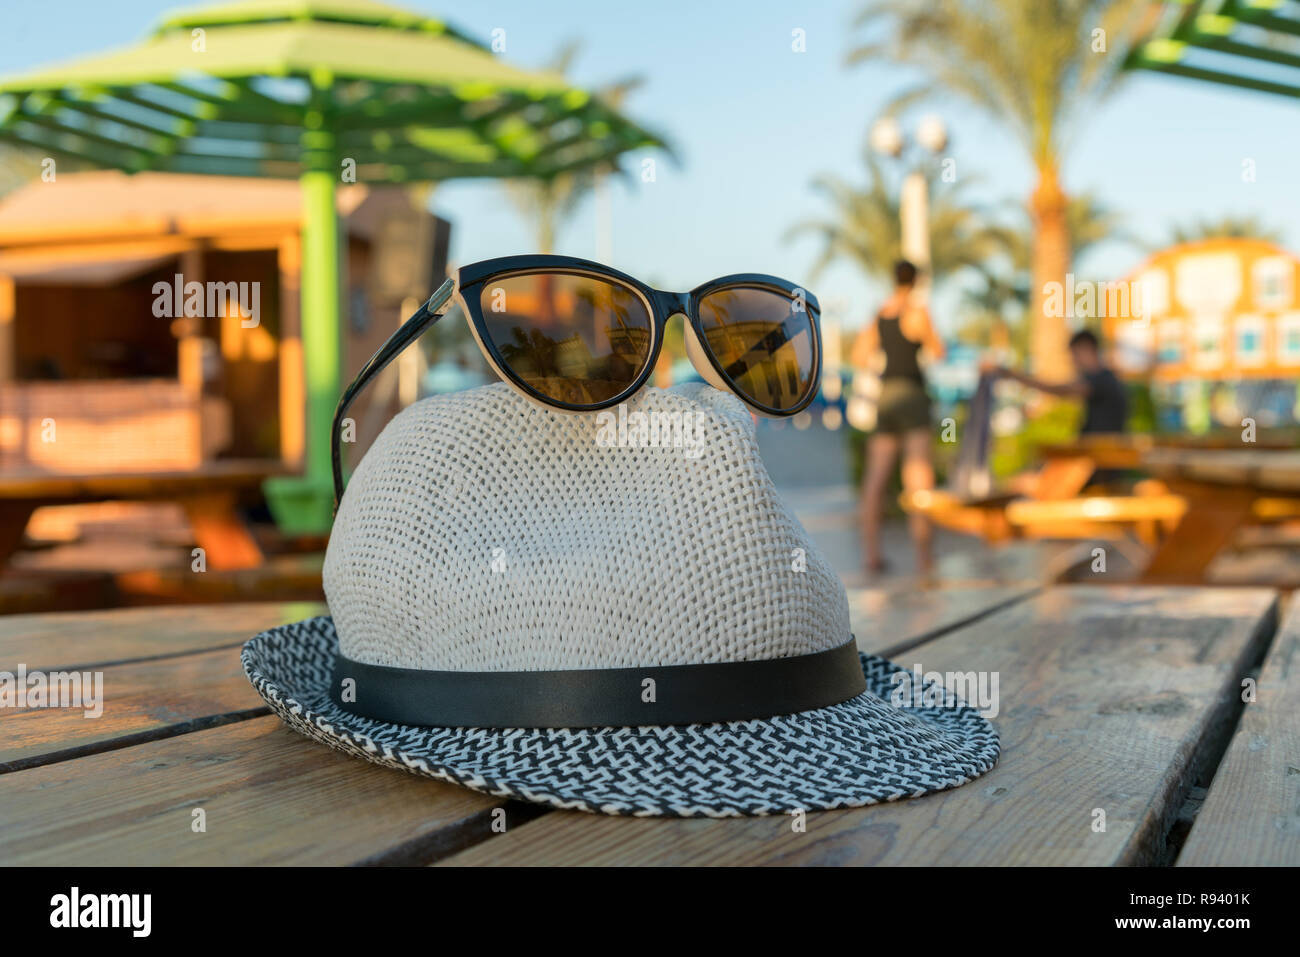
top-left (1139, 448), bottom-right (1300, 583)
top-left (1037, 433), bottom-right (1155, 474)
top-left (2, 586), bottom-right (1296, 866)
top-left (0, 461), bottom-right (287, 573)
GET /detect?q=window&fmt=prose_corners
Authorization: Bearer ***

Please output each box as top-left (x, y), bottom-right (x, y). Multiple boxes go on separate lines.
top-left (1157, 319), bottom-right (1184, 365)
top-left (1278, 313), bottom-right (1300, 367)
top-left (1252, 257), bottom-right (1294, 310)
top-left (1115, 320), bottom-right (1153, 373)
top-left (1192, 318), bottom-right (1224, 371)
top-left (1234, 314), bottom-right (1266, 368)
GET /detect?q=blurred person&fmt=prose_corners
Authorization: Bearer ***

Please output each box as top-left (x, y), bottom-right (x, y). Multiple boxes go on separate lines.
top-left (850, 259), bottom-right (946, 576)
top-left (985, 328), bottom-right (1128, 435)
top-left (984, 328), bottom-right (1129, 489)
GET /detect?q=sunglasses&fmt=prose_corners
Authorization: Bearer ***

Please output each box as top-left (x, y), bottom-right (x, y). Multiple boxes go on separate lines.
top-left (332, 255), bottom-right (822, 508)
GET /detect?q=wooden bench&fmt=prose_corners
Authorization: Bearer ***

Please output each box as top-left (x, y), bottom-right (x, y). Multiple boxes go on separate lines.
top-left (904, 435), bottom-right (1167, 547)
top-left (1, 585), bottom-right (1291, 866)
top-left (909, 442), bottom-right (1300, 584)
top-left (1004, 493), bottom-right (1187, 544)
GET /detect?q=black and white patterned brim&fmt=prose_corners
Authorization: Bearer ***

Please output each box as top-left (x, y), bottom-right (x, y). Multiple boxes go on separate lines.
top-left (241, 617), bottom-right (1000, 818)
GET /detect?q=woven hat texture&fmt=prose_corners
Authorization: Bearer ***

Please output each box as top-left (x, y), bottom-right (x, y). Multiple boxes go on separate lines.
top-left (324, 381), bottom-right (851, 672)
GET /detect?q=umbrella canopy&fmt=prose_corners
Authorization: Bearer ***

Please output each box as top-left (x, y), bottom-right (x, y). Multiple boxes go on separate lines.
top-left (0, 0), bottom-right (665, 531)
top-left (0, 0), bottom-right (659, 180)
top-left (1127, 0), bottom-right (1300, 100)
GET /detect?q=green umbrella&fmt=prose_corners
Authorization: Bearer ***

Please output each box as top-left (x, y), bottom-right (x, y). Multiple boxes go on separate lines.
top-left (1127, 0), bottom-right (1300, 99)
top-left (0, 0), bottom-right (664, 531)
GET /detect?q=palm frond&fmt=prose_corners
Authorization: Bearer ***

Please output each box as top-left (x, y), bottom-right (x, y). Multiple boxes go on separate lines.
top-left (791, 143), bottom-right (1018, 286)
top-left (851, 0), bottom-right (1148, 166)
top-left (1161, 214), bottom-right (1284, 248)
top-left (500, 41), bottom-right (657, 252)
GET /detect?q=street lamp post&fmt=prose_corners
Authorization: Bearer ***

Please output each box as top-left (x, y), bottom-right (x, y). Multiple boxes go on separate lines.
top-left (867, 114), bottom-right (948, 300)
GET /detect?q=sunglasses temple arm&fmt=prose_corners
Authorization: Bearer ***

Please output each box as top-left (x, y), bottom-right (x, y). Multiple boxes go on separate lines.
top-left (331, 277), bottom-right (457, 513)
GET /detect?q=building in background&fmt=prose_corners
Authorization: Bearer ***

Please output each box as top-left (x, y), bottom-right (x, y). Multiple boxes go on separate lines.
top-left (1104, 238), bottom-right (1300, 431)
top-left (0, 171), bottom-right (449, 474)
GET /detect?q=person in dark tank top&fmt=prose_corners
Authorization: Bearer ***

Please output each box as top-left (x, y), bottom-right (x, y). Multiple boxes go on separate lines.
top-left (849, 260), bottom-right (946, 577)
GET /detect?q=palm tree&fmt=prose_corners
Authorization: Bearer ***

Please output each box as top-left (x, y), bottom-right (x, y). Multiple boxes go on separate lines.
top-left (998, 192), bottom-right (1130, 273)
top-left (849, 0), bottom-right (1148, 380)
top-left (789, 150), bottom-right (1016, 287)
top-left (960, 191), bottom-right (1127, 354)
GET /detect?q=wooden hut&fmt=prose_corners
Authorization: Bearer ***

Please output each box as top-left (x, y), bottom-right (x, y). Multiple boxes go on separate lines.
top-left (0, 170), bottom-right (449, 475)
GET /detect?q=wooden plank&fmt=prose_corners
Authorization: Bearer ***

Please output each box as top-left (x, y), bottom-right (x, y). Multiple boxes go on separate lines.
top-left (935, 540), bottom-right (1095, 584)
top-left (0, 502), bottom-right (35, 567)
top-left (113, 556), bottom-right (324, 605)
top-left (0, 646), bottom-right (264, 771)
top-left (1006, 494), bottom-right (1186, 526)
top-left (438, 586), bottom-right (1277, 866)
top-left (0, 716), bottom-right (513, 865)
top-left (1039, 434), bottom-right (1153, 470)
top-left (0, 601), bottom-right (325, 671)
top-left (850, 584), bottom-right (1036, 657)
top-left (0, 569), bottom-right (116, 617)
top-left (1177, 599), bottom-right (1300, 866)
top-left (901, 489), bottom-right (1015, 541)
top-left (1031, 455), bottom-right (1096, 500)
top-left (1143, 449), bottom-right (1300, 492)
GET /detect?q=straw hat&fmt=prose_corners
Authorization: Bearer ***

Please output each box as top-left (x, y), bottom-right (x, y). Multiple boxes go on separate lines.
top-left (242, 382), bottom-right (998, 816)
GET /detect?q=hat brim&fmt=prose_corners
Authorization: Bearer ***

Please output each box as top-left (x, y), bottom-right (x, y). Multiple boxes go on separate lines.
top-left (241, 617), bottom-right (1000, 817)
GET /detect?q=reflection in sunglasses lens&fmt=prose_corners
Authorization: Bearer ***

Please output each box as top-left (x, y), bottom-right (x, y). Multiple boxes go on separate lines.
top-left (478, 273), bottom-right (653, 407)
top-left (696, 286), bottom-right (815, 412)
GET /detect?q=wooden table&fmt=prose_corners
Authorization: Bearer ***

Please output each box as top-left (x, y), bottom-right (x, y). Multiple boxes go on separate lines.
top-left (0, 461), bottom-right (287, 572)
top-left (1139, 448), bottom-right (1300, 583)
top-left (1038, 434), bottom-right (1155, 473)
top-left (2, 587), bottom-right (1296, 866)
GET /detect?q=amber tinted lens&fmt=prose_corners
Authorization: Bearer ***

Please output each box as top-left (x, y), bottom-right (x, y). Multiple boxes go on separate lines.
top-left (696, 286), bottom-right (816, 412)
top-left (477, 272), bottom-right (653, 406)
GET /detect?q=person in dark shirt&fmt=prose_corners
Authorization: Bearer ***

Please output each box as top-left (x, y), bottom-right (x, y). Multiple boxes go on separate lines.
top-left (988, 329), bottom-right (1128, 434)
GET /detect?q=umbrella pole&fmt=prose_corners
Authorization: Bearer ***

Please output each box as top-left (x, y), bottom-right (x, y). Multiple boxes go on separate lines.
top-left (265, 146), bottom-right (341, 534)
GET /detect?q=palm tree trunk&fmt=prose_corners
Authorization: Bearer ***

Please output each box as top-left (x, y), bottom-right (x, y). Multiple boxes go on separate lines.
top-left (1029, 162), bottom-right (1072, 381)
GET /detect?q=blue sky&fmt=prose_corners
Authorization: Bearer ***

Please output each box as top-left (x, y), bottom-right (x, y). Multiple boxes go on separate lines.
top-left (5, 0), bottom-right (1299, 335)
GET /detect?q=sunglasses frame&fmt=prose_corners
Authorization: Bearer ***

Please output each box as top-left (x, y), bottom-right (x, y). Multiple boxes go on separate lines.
top-left (333, 254), bottom-right (822, 509)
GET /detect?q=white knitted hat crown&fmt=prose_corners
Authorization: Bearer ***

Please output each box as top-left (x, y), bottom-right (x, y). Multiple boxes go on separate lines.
top-left (323, 381), bottom-right (850, 672)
